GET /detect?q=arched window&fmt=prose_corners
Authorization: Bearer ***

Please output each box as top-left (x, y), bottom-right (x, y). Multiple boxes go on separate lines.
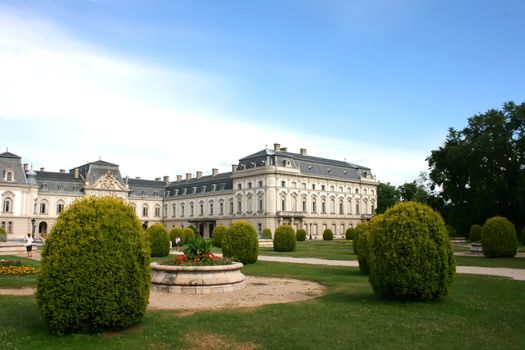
top-left (40, 200), bottom-right (48, 214)
top-left (219, 200), bottom-right (224, 215)
top-left (6, 171), bottom-right (13, 181)
top-left (142, 204), bottom-right (149, 217)
top-left (190, 202), bottom-right (194, 217)
top-left (355, 199), bottom-right (360, 215)
top-left (312, 197), bottom-right (317, 213)
top-left (172, 203), bottom-right (176, 217)
top-left (330, 197), bottom-right (335, 214)
top-left (2, 197), bottom-right (12, 213)
top-left (347, 199), bottom-right (353, 215)
top-left (130, 203), bottom-right (136, 214)
top-left (321, 198), bottom-right (326, 214)
top-left (163, 204), bottom-right (168, 218)
top-left (180, 203), bottom-right (185, 217)
top-left (199, 202), bottom-right (204, 216)
top-left (339, 199), bottom-right (344, 214)
top-left (154, 205), bottom-right (161, 217)
top-left (56, 200), bottom-right (65, 214)
top-left (209, 201), bottom-right (214, 215)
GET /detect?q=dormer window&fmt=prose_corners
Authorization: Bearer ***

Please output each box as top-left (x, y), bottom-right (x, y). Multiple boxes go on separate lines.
top-left (58, 184), bottom-right (64, 191)
top-left (41, 184), bottom-right (48, 191)
top-left (3, 170), bottom-right (14, 182)
top-left (153, 192), bottom-right (159, 197)
top-left (202, 185), bottom-right (207, 192)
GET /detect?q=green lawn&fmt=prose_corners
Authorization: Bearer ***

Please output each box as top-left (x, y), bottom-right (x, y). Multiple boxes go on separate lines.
top-left (455, 256), bottom-right (525, 269)
top-left (259, 240), bottom-right (357, 260)
top-left (1, 261), bottom-right (524, 349)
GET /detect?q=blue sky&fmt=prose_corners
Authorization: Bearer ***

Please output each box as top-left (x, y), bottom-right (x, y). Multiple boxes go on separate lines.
top-left (1, 0), bottom-right (523, 184)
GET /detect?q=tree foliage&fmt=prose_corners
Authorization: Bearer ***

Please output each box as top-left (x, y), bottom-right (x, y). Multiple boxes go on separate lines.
top-left (427, 101), bottom-right (525, 234)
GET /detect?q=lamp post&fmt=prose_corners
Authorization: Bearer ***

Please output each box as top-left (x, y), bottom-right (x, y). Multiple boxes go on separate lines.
top-left (142, 220), bottom-right (149, 230)
top-left (31, 218), bottom-right (36, 239)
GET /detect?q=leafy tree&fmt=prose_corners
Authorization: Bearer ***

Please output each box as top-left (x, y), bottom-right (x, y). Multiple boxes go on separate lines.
top-left (377, 182), bottom-right (400, 214)
top-left (427, 101), bottom-right (525, 234)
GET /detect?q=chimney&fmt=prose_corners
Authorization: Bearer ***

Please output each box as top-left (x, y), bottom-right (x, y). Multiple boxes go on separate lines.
top-left (74, 167), bottom-right (79, 178)
top-left (135, 176), bottom-right (141, 179)
top-left (274, 143), bottom-right (281, 151)
top-left (212, 168), bottom-right (218, 176)
top-left (23, 163), bottom-right (28, 171)
top-left (186, 173), bottom-right (192, 180)
top-left (60, 169), bottom-right (66, 173)
top-left (176, 175), bottom-right (182, 182)
top-left (281, 147), bottom-right (287, 152)
top-left (232, 164), bottom-right (236, 172)
top-left (40, 167), bottom-right (45, 172)
top-left (300, 148), bottom-right (307, 156)
top-left (155, 177), bottom-right (161, 181)
top-left (163, 176), bottom-right (170, 184)
top-left (196, 171), bottom-right (203, 179)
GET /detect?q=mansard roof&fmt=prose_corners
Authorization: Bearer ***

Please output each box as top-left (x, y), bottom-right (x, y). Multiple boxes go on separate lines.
top-left (165, 172), bottom-right (233, 197)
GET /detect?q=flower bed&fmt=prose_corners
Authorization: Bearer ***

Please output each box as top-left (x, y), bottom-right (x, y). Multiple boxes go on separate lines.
top-left (161, 253), bottom-right (233, 266)
top-left (0, 259), bottom-right (38, 275)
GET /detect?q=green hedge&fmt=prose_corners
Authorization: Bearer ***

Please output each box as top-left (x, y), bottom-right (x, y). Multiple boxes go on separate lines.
top-left (345, 227), bottom-right (355, 240)
top-left (481, 216), bottom-right (518, 258)
top-left (183, 227), bottom-right (196, 243)
top-left (146, 224), bottom-right (170, 257)
top-left (222, 221), bottom-right (258, 264)
top-left (273, 225), bottom-right (297, 252)
top-left (296, 228), bottom-right (306, 241)
top-left (469, 224), bottom-right (482, 242)
top-left (368, 202), bottom-right (455, 301)
top-left (212, 225), bottom-right (228, 248)
top-left (323, 229), bottom-right (333, 241)
top-left (261, 228), bottom-right (272, 239)
top-left (36, 196), bottom-right (150, 335)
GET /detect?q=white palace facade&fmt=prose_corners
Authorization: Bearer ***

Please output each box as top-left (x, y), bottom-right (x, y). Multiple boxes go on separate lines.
top-left (0, 144), bottom-right (378, 240)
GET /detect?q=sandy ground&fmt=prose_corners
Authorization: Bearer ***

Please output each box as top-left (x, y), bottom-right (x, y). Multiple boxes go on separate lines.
top-left (0, 276), bottom-right (326, 312)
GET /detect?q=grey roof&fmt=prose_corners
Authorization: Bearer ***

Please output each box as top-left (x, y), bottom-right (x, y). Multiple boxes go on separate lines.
top-left (74, 160), bottom-right (124, 184)
top-left (128, 178), bottom-right (166, 198)
top-left (0, 151), bottom-right (22, 159)
top-left (35, 171), bottom-right (83, 193)
top-left (165, 172), bottom-right (233, 197)
top-left (237, 149), bottom-right (372, 181)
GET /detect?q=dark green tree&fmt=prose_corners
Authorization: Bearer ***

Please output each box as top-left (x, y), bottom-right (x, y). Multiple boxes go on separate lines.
top-left (376, 182), bottom-right (400, 214)
top-left (427, 101), bottom-right (525, 234)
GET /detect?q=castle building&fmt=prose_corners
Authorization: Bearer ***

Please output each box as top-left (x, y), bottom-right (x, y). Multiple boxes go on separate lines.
top-left (0, 144), bottom-right (378, 239)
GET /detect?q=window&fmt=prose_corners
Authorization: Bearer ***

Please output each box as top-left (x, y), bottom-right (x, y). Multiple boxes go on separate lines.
top-left (154, 205), bottom-right (161, 217)
top-left (247, 196), bottom-right (253, 213)
top-left (41, 184), bottom-right (48, 191)
top-left (237, 199), bottom-right (242, 213)
top-left (356, 200), bottom-right (360, 215)
top-left (330, 186), bottom-right (334, 191)
top-left (2, 198), bottom-right (12, 213)
top-left (339, 187), bottom-right (343, 192)
top-left (330, 198), bottom-right (335, 214)
top-left (230, 201), bottom-right (234, 214)
top-left (200, 203), bottom-right (204, 216)
top-left (302, 183), bottom-right (307, 189)
top-left (312, 199), bottom-right (317, 213)
top-left (58, 184), bottom-right (64, 191)
top-left (163, 204), bottom-right (168, 217)
top-left (321, 185), bottom-right (326, 191)
top-left (258, 181), bottom-right (263, 187)
top-left (258, 223), bottom-right (262, 235)
top-left (238, 183), bottom-right (242, 190)
top-left (248, 182), bottom-right (252, 189)
top-left (3, 170), bottom-right (14, 182)
top-left (130, 203), bottom-right (136, 213)
top-left (181, 203), bottom-right (185, 217)
top-left (154, 192), bottom-right (159, 197)
top-left (172, 204), bottom-right (176, 217)
top-left (281, 181), bottom-right (286, 187)
top-left (312, 184), bottom-right (316, 190)
top-left (281, 198), bottom-right (286, 211)
top-left (190, 203), bottom-right (194, 217)
top-left (219, 202), bottom-right (224, 215)
top-left (258, 198), bottom-right (263, 212)
top-left (40, 201), bottom-right (48, 214)
top-left (142, 190), bottom-right (147, 196)
top-left (302, 198), bottom-right (307, 212)
top-left (142, 205), bottom-right (149, 217)
top-left (210, 203), bottom-right (214, 215)
top-left (321, 199), bottom-right (326, 214)
top-left (292, 182), bottom-right (297, 188)
top-left (355, 188), bottom-right (359, 194)
top-left (1, 221), bottom-right (13, 234)
top-left (56, 201), bottom-right (65, 214)
top-left (339, 200), bottom-right (344, 214)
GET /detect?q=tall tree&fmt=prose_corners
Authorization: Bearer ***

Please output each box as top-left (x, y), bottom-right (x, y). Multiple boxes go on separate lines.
top-left (427, 101), bottom-right (525, 234)
top-left (377, 182), bottom-right (400, 214)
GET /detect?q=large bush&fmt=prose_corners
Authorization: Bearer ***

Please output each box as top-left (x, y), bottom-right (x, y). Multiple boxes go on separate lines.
top-left (0, 227), bottom-right (6, 242)
top-left (146, 224), bottom-right (170, 257)
top-left (212, 225), bottom-right (228, 247)
top-left (169, 227), bottom-right (183, 245)
top-left (296, 228), bottom-right (306, 241)
top-left (222, 221), bottom-right (258, 264)
top-left (353, 222), bottom-right (370, 255)
top-left (273, 225), bottom-right (297, 252)
top-left (481, 217), bottom-right (518, 258)
top-left (36, 196), bottom-right (150, 335)
top-left (368, 202), bottom-right (455, 301)
top-left (261, 228), bottom-right (272, 239)
top-left (323, 229), bottom-right (333, 241)
top-left (469, 224), bottom-right (482, 242)
top-left (356, 216), bottom-right (383, 275)
top-left (183, 227), bottom-right (196, 243)
top-left (345, 227), bottom-right (355, 240)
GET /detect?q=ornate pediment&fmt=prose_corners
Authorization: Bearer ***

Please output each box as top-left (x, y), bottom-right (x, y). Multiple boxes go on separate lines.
top-left (86, 171), bottom-right (128, 192)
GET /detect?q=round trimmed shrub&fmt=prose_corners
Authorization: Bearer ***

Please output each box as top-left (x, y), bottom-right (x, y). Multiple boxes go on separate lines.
top-left (296, 228), bottom-right (306, 241)
top-left (368, 202), bottom-right (455, 301)
top-left (183, 227), bottom-right (196, 243)
top-left (169, 227), bottom-right (183, 245)
top-left (0, 227), bottom-right (6, 242)
top-left (222, 221), bottom-right (258, 264)
top-left (481, 216), bottom-right (517, 258)
top-left (273, 225), bottom-right (296, 252)
top-left (212, 225), bottom-right (228, 247)
top-left (469, 224), bottom-right (482, 242)
top-left (146, 224), bottom-right (170, 257)
top-left (345, 227), bottom-right (355, 240)
top-left (261, 228), bottom-right (272, 239)
top-left (36, 196), bottom-right (150, 335)
top-left (353, 222), bottom-right (370, 255)
top-left (356, 216), bottom-right (383, 275)
top-left (323, 229), bottom-right (333, 241)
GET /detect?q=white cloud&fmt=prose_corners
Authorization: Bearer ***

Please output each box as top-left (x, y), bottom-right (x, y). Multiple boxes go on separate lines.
top-left (0, 8), bottom-right (428, 185)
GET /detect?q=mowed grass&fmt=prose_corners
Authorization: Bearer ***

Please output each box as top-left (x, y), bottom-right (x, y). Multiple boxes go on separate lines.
top-left (259, 239), bottom-right (357, 260)
top-left (1, 261), bottom-right (525, 349)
